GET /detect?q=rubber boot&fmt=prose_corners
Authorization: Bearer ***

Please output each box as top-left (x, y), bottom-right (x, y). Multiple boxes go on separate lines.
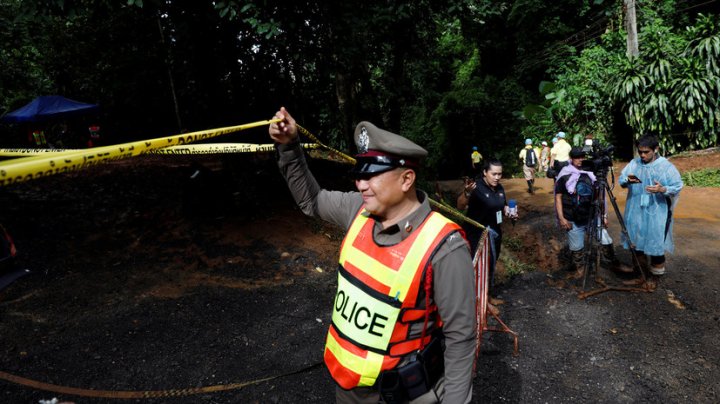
top-left (570, 250), bottom-right (585, 279)
top-left (602, 244), bottom-right (633, 274)
top-left (527, 180), bottom-right (534, 194)
top-left (623, 252), bottom-right (648, 286)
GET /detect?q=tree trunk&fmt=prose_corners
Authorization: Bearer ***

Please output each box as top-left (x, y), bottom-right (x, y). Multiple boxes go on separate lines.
top-left (157, 15), bottom-right (183, 132)
top-left (335, 72), bottom-right (355, 152)
top-left (624, 0), bottom-right (639, 59)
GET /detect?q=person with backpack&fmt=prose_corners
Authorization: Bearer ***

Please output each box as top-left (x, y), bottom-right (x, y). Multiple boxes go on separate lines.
top-left (554, 147), bottom-right (632, 278)
top-left (518, 138), bottom-right (540, 194)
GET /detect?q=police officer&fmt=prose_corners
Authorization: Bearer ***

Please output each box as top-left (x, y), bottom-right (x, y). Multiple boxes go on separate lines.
top-left (269, 107), bottom-right (476, 403)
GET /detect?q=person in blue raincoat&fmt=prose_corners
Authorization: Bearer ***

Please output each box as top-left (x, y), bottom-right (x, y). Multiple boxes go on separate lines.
top-left (619, 134), bottom-right (683, 279)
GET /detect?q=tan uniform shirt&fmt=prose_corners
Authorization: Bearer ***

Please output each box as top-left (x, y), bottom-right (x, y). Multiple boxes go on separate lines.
top-left (277, 140), bottom-right (476, 403)
top-left (551, 139), bottom-right (572, 163)
top-left (518, 146), bottom-right (541, 166)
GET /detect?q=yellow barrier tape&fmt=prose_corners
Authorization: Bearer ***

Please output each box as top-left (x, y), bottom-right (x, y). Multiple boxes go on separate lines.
top-left (296, 124), bottom-right (356, 164)
top-left (0, 117), bottom-right (482, 229)
top-left (140, 142), bottom-right (318, 155)
top-left (0, 143), bottom-right (318, 157)
top-left (0, 149), bottom-right (72, 156)
top-left (430, 198), bottom-right (485, 230)
top-left (0, 119), bottom-right (280, 187)
top-left (0, 362), bottom-right (323, 399)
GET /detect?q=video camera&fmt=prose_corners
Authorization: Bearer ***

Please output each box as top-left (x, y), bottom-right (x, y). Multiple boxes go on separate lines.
top-left (581, 139), bottom-right (614, 174)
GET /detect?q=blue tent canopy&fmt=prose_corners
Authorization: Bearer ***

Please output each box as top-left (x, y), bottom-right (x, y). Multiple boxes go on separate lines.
top-left (1, 95), bottom-right (99, 123)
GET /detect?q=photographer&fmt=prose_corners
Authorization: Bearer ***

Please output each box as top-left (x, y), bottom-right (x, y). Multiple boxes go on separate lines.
top-left (554, 147), bottom-right (632, 278)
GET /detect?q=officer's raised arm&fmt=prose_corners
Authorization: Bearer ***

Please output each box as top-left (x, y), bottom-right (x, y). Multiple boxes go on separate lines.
top-left (269, 107), bottom-right (298, 144)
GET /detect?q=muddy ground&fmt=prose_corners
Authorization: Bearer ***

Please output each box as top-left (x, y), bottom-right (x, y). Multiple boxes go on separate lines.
top-left (1, 150), bottom-right (719, 403)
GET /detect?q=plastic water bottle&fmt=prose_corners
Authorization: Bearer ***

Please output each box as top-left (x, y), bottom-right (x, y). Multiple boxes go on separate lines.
top-left (508, 199), bottom-right (517, 217)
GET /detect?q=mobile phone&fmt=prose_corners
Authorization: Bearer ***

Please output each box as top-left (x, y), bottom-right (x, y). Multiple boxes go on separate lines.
top-left (628, 174), bottom-right (641, 183)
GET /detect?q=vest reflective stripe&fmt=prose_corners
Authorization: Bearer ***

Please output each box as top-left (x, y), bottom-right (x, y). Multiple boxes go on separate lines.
top-left (325, 325), bottom-right (387, 388)
top-left (32, 131), bottom-right (47, 146)
top-left (339, 212), bottom-right (453, 301)
top-left (325, 208), bottom-right (460, 389)
top-left (340, 217), bottom-right (398, 290)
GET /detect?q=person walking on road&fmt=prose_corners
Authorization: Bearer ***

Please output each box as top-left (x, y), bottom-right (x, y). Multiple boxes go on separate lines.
top-left (269, 107), bottom-right (476, 403)
top-left (549, 131), bottom-right (572, 177)
top-left (518, 139), bottom-right (540, 194)
top-left (540, 140), bottom-right (551, 174)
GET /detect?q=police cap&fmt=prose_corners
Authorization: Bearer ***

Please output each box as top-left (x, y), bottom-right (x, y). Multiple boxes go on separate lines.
top-left (349, 121), bottom-right (427, 177)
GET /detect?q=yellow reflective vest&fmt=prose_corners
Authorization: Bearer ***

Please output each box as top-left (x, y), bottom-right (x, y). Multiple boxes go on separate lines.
top-left (324, 208), bottom-right (461, 389)
top-left (32, 131), bottom-right (47, 146)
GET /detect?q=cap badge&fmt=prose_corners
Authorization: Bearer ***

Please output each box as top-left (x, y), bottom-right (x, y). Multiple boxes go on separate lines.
top-left (358, 127), bottom-right (369, 154)
top-left (399, 159), bottom-right (405, 166)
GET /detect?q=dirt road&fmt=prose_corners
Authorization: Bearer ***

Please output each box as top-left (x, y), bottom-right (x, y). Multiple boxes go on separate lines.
top-left (1, 153), bottom-right (719, 403)
top-left (475, 174), bottom-right (720, 403)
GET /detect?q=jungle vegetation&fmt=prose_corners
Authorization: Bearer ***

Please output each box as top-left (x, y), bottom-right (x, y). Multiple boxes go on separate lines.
top-left (1, 0), bottom-right (717, 178)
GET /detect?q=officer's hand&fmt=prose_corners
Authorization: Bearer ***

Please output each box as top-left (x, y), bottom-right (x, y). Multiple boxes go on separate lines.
top-left (269, 107), bottom-right (298, 144)
top-left (559, 218), bottom-right (572, 230)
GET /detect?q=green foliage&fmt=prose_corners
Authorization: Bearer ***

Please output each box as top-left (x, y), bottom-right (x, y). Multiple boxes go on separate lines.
top-left (499, 252), bottom-right (535, 282)
top-left (4, 0), bottom-right (715, 179)
top-left (539, 31), bottom-right (625, 145)
top-left (520, 80), bottom-right (562, 142)
top-left (502, 235), bottom-right (523, 252)
top-left (0, 1), bottom-right (54, 113)
top-left (612, 13), bottom-right (720, 153)
top-left (214, 1), bottom-right (281, 39)
top-left (531, 5), bottom-right (719, 157)
top-left (681, 168), bottom-right (720, 187)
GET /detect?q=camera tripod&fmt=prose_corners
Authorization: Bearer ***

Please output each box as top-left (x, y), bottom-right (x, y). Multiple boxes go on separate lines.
top-left (578, 166), bottom-right (652, 298)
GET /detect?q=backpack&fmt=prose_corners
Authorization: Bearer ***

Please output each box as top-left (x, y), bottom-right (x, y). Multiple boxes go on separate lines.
top-left (572, 175), bottom-right (594, 215)
top-left (524, 148), bottom-right (537, 167)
